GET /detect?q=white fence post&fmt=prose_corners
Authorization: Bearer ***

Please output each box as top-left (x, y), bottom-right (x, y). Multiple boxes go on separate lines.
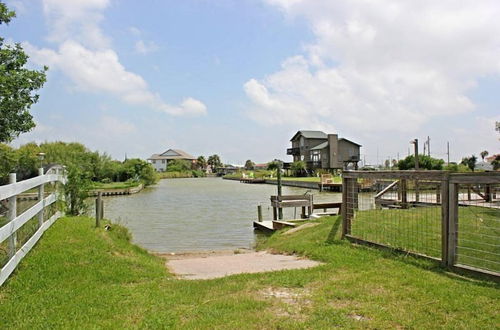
top-left (7, 173), bottom-right (17, 258)
top-left (38, 167), bottom-right (45, 227)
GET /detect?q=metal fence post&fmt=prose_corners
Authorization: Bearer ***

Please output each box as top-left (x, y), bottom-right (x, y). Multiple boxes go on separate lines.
top-left (440, 175), bottom-right (449, 266)
top-left (38, 167), bottom-right (45, 227)
top-left (7, 173), bottom-right (17, 258)
top-left (447, 182), bottom-right (459, 266)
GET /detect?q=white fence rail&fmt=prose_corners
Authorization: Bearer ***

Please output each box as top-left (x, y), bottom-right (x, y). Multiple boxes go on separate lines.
top-left (0, 169), bottom-right (66, 286)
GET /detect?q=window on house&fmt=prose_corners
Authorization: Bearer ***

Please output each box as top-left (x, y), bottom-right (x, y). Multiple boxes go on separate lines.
top-left (311, 150), bottom-right (321, 162)
top-left (152, 160), bottom-right (156, 164)
top-left (162, 159), bottom-right (166, 164)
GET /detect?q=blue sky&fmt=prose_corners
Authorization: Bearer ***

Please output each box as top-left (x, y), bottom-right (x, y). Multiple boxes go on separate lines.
top-left (5, 0), bottom-right (500, 165)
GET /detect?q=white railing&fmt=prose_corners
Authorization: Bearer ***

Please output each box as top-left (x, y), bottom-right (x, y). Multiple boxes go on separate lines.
top-left (0, 169), bottom-right (66, 286)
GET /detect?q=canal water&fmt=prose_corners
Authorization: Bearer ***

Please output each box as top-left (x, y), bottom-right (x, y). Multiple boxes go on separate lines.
top-left (102, 178), bottom-right (342, 253)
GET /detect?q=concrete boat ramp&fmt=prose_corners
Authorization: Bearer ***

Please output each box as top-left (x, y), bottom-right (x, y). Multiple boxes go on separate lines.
top-left (166, 250), bottom-right (322, 280)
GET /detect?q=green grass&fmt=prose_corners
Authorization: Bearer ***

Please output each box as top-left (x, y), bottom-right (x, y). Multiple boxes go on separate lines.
top-left (352, 206), bottom-right (500, 273)
top-left (91, 181), bottom-right (141, 190)
top-left (0, 216), bottom-right (498, 329)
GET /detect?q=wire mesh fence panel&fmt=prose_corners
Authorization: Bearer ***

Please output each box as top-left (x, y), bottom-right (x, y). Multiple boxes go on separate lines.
top-left (349, 176), bottom-right (443, 259)
top-left (456, 183), bottom-right (500, 274)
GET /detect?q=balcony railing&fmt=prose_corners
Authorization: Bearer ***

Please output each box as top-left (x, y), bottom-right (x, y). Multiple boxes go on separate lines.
top-left (307, 161), bottom-right (322, 168)
top-left (287, 147), bottom-right (300, 155)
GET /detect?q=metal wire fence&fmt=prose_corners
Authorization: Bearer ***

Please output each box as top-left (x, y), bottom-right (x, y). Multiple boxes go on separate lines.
top-left (342, 171), bottom-right (500, 277)
top-left (456, 183), bottom-right (500, 273)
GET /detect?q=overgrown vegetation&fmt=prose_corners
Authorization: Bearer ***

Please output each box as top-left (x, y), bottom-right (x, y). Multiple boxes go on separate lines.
top-left (397, 154), bottom-right (444, 170)
top-left (0, 216), bottom-right (498, 328)
top-left (0, 141), bottom-right (158, 186)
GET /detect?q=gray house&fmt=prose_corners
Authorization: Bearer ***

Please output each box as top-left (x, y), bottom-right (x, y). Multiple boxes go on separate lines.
top-left (287, 130), bottom-right (361, 170)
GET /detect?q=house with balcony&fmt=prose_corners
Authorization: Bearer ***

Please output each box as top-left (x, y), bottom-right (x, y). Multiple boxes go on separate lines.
top-left (287, 130), bottom-right (361, 171)
top-left (147, 149), bottom-right (196, 172)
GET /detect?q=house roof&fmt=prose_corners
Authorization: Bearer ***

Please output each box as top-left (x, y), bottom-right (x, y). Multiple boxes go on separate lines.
top-left (310, 141), bottom-right (329, 150)
top-left (148, 149), bottom-right (196, 160)
top-left (339, 138), bottom-right (362, 147)
top-left (290, 130), bottom-right (327, 141)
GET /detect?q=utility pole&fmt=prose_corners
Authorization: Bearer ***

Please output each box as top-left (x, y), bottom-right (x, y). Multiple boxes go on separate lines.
top-left (427, 136), bottom-right (431, 156)
top-left (411, 139), bottom-right (419, 169)
top-left (447, 142), bottom-right (450, 165)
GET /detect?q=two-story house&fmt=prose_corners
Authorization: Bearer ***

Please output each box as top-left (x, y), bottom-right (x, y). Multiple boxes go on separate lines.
top-left (287, 130), bottom-right (361, 170)
top-left (147, 149), bottom-right (196, 172)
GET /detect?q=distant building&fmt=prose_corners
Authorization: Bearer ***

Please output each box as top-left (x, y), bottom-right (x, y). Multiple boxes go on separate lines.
top-left (287, 130), bottom-right (361, 170)
top-left (147, 149), bottom-right (196, 172)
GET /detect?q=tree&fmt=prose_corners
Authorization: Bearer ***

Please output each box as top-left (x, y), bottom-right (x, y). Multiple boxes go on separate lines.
top-left (267, 161), bottom-right (279, 171)
top-left (480, 150), bottom-right (489, 161)
top-left (64, 165), bottom-right (91, 216)
top-left (207, 154), bottom-right (222, 172)
top-left (16, 142), bottom-right (40, 179)
top-left (0, 143), bottom-right (17, 183)
top-left (196, 156), bottom-right (207, 171)
top-left (0, 2), bottom-right (47, 142)
top-left (397, 155), bottom-right (444, 170)
top-left (461, 155), bottom-right (477, 172)
top-left (166, 159), bottom-right (191, 172)
top-left (290, 160), bottom-right (306, 177)
top-left (244, 159), bottom-right (255, 170)
top-left (492, 155), bottom-right (500, 171)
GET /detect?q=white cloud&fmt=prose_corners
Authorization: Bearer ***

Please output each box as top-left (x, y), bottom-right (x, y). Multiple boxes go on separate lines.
top-left (134, 40), bottom-right (159, 54)
top-left (247, 0), bottom-right (500, 135)
top-left (128, 26), bottom-right (141, 37)
top-left (25, 0), bottom-right (206, 117)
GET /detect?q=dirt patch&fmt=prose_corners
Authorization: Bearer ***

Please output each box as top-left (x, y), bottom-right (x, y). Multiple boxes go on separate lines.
top-left (282, 222), bottom-right (320, 235)
top-left (165, 251), bottom-right (322, 280)
top-left (259, 287), bottom-right (312, 320)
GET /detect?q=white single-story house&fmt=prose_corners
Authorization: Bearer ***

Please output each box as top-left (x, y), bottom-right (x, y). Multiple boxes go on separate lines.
top-left (147, 149), bottom-right (196, 172)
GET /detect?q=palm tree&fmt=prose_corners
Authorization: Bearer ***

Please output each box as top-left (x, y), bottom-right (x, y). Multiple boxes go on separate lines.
top-left (480, 150), bottom-right (489, 161)
top-left (196, 156), bottom-right (207, 170)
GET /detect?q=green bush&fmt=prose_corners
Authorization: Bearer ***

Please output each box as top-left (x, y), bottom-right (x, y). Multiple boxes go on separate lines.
top-left (397, 155), bottom-right (444, 170)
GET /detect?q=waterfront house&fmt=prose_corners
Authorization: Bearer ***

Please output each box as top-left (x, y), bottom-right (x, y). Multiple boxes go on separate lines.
top-left (147, 149), bottom-right (196, 172)
top-left (287, 130), bottom-right (361, 171)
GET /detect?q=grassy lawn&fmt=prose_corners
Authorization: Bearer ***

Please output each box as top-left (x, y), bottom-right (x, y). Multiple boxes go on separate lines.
top-left (352, 206), bottom-right (500, 273)
top-left (91, 181), bottom-right (141, 190)
top-left (0, 216), bottom-right (498, 329)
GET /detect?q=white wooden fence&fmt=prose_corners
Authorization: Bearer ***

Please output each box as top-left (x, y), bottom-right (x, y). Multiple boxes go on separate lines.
top-left (0, 167), bottom-right (66, 286)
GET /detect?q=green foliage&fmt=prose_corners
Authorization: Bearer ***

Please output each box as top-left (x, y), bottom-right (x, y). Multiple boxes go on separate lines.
top-left (64, 166), bottom-right (91, 216)
top-left (443, 162), bottom-right (471, 172)
top-left (15, 142), bottom-right (40, 179)
top-left (166, 159), bottom-right (191, 172)
top-left (122, 158), bottom-right (158, 185)
top-left (0, 2), bottom-right (47, 142)
top-left (290, 160), bottom-right (306, 176)
top-left (244, 159), bottom-right (255, 170)
top-left (461, 155), bottom-right (477, 172)
top-left (267, 161), bottom-right (279, 171)
top-left (492, 155), bottom-right (500, 170)
top-left (480, 150), bottom-right (489, 161)
top-left (191, 170), bottom-right (206, 178)
top-left (196, 156), bottom-right (207, 170)
top-left (397, 154), bottom-right (445, 170)
top-left (0, 143), bottom-right (17, 183)
top-left (207, 154), bottom-right (222, 172)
